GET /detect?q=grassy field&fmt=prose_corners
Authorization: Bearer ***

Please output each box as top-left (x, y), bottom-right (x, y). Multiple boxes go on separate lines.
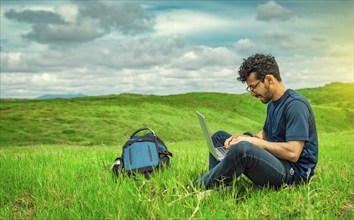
top-left (0, 82), bottom-right (353, 219)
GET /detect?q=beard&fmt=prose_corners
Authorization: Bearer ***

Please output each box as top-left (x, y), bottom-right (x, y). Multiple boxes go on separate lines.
top-left (253, 84), bottom-right (272, 104)
top-left (255, 92), bottom-right (271, 104)
top-left (257, 95), bottom-right (270, 104)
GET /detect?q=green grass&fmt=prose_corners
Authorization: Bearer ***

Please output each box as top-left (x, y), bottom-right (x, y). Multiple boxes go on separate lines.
top-left (0, 82), bottom-right (353, 219)
top-left (0, 131), bottom-right (353, 219)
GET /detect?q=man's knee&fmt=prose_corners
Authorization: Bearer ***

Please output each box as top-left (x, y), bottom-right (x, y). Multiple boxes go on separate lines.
top-left (223, 141), bottom-right (259, 168)
top-left (228, 141), bottom-right (257, 157)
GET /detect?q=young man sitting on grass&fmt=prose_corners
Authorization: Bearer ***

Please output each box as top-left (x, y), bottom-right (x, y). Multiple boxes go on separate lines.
top-left (194, 53), bottom-right (318, 189)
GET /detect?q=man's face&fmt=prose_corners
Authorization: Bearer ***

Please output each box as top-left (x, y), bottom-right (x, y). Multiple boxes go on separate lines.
top-left (246, 72), bottom-right (271, 104)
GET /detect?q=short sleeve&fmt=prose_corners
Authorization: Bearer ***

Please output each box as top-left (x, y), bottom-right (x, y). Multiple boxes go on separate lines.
top-left (263, 104), bottom-right (271, 134)
top-left (285, 99), bottom-right (310, 141)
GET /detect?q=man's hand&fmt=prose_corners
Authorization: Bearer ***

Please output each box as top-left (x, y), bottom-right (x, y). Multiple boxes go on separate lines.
top-left (225, 132), bottom-right (305, 162)
top-left (224, 135), bottom-right (254, 149)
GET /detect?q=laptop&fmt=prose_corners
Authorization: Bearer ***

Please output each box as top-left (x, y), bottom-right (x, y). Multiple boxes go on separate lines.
top-left (196, 111), bottom-right (228, 161)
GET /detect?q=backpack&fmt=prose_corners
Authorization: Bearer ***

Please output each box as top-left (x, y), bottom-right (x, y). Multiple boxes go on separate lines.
top-left (112, 127), bottom-right (172, 178)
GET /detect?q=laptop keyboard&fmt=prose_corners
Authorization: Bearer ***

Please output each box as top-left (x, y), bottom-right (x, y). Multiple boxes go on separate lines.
top-left (217, 147), bottom-right (227, 155)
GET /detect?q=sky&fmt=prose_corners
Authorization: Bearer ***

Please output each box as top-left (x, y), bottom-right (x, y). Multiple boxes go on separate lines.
top-left (1, 0), bottom-right (353, 98)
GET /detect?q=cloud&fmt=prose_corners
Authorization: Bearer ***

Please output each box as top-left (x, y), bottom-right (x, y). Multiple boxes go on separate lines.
top-left (24, 19), bottom-right (103, 44)
top-left (280, 55), bottom-right (353, 90)
top-left (4, 8), bottom-right (67, 24)
top-left (155, 9), bottom-right (236, 36)
top-left (0, 35), bottom-right (184, 74)
top-left (262, 28), bottom-right (297, 49)
top-left (234, 39), bottom-right (256, 54)
top-left (3, 1), bottom-right (155, 45)
top-left (256, 1), bottom-right (292, 21)
top-left (170, 46), bottom-right (237, 71)
top-left (1, 1), bottom-right (352, 98)
top-left (77, 1), bottom-right (155, 35)
top-left (0, 35), bottom-right (240, 98)
top-left (1, 34), bottom-right (236, 74)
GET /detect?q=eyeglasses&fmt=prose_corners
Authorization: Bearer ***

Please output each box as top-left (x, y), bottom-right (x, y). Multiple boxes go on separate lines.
top-left (246, 76), bottom-right (265, 93)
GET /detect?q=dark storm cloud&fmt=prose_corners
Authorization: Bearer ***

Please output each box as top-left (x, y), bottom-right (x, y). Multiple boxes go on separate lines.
top-left (4, 1), bottom-right (155, 45)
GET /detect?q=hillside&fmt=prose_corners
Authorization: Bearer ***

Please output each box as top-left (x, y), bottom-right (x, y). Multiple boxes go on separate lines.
top-left (0, 82), bottom-right (353, 147)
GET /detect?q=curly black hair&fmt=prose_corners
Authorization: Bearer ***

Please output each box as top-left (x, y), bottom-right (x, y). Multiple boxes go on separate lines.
top-left (237, 54), bottom-right (282, 83)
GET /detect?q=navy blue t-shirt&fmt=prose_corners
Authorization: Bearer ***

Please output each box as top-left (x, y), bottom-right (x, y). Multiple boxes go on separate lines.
top-left (263, 89), bottom-right (318, 181)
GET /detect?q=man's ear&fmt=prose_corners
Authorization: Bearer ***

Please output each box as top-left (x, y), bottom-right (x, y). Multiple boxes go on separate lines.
top-left (265, 74), bottom-right (275, 85)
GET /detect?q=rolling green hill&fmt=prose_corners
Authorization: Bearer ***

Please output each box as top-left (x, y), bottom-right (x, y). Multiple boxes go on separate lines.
top-left (1, 83), bottom-right (353, 219)
top-left (0, 82), bottom-right (353, 147)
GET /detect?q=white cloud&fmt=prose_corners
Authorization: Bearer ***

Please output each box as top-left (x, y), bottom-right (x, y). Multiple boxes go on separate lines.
top-left (262, 28), bottom-right (298, 50)
top-left (0, 1), bottom-right (353, 98)
top-left (0, 36), bottom-right (241, 98)
top-left (171, 46), bottom-right (237, 70)
top-left (280, 55), bottom-right (353, 90)
top-left (31, 73), bottom-right (57, 85)
top-left (55, 4), bottom-right (78, 22)
top-left (235, 39), bottom-right (256, 53)
top-left (155, 10), bottom-right (236, 36)
top-left (256, 1), bottom-right (292, 21)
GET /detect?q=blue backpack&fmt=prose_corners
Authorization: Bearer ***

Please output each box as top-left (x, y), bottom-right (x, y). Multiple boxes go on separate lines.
top-left (112, 127), bottom-right (172, 177)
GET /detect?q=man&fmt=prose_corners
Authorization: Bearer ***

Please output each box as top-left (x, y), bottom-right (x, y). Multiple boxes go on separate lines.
top-left (194, 54), bottom-right (318, 189)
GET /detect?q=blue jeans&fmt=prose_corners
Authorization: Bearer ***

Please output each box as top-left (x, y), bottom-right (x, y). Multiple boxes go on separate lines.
top-left (194, 131), bottom-right (296, 189)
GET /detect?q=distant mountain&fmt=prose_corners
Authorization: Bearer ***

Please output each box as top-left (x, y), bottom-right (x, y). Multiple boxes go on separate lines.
top-left (36, 93), bottom-right (86, 99)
